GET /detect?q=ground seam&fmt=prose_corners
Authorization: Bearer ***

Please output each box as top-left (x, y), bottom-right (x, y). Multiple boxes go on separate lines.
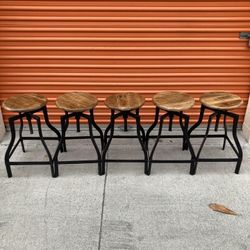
top-left (98, 152), bottom-right (108, 250)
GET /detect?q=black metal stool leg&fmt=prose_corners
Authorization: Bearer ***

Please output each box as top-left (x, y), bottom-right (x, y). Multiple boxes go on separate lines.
top-left (214, 113), bottom-right (221, 132)
top-left (26, 113), bottom-right (33, 134)
top-left (53, 114), bottom-right (68, 177)
top-left (31, 114), bottom-right (54, 177)
top-left (232, 115), bottom-right (243, 174)
top-left (60, 115), bottom-right (68, 153)
top-left (88, 113), bottom-right (103, 175)
top-left (184, 104), bottom-right (206, 150)
top-left (135, 109), bottom-right (148, 174)
top-left (19, 114), bottom-right (25, 153)
top-left (90, 109), bottom-right (104, 150)
top-left (42, 106), bottom-right (62, 152)
top-left (4, 117), bottom-right (16, 177)
top-left (75, 113), bottom-right (81, 132)
top-left (145, 107), bottom-right (160, 150)
top-left (102, 110), bottom-right (115, 172)
top-left (179, 114), bottom-right (196, 175)
top-left (147, 113), bottom-right (168, 175)
top-left (222, 114), bottom-right (227, 150)
top-left (123, 112), bottom-right (128, 132)
top-left (182, 115), bottom-right (189, 151)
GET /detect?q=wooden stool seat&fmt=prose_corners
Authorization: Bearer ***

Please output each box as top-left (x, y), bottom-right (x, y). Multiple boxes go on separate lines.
top-left (2, 93), bottom-right (47, 112)
top-left (105, 92), bottom-right (145, 111)
top-left (56, 92), bottom-right (98, 112)
top-left (200, 92), bottom-right (243, 110)
top-left (153, 91), bottom-right (195, 111)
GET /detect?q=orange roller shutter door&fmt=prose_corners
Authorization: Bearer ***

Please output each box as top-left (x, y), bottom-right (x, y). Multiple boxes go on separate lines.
top-left (0, 1), bottom-right (250, 124)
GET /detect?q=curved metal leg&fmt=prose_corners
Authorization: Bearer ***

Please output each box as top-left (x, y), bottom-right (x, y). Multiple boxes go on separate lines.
top-left (32, 114), bottom-right (53, 177)
top-left (135, 109), bottom-right (148, 174)
top-left (214, 113), bottom-right (221, 132)
top-left (182, 115), bottom-right (188, 151)
top-left (19, 114), bottom-right (25, 153)
top-left (102, 110), bottom-right (115, 172)
top-left (145, 107), bottom-right (160, 150)
top-left (60, 114), bottom-right (68, 153)
top-left (53, 115), bottom-right (68, 178)
top-left (5, 117), bottom-right (16, 177)
top-left (123, 112), bottom-right (128, 132)
top-left (222, 114), bottom-right (227, 150)
top-left (42, 106), bottom-right (62, 152)
top-left (179, 114), bottom-right (196, 175)
top-left (90, 109), bottom-right (104, 150)
top-left (26, 113), bottom-right (33, 134)
top-left (232, 115), bottom-right (243, 174)
top-left (147, 113), bottom-right (168, 175)
top-left (88, 114), bottom-right (103, 175)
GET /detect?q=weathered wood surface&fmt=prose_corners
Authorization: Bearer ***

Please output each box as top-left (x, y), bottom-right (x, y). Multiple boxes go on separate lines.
top-left (153, 91), bottom-right (195, 111)
top-left (105, 92), bottom-right (145, 111)
top-left (2, 93), bottom-right (47, 112)
top-left (56, 92), bottom-right (98, 112)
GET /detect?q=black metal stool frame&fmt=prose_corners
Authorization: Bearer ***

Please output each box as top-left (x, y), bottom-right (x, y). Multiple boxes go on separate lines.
top-left (53, 109), bottom-right (104, 177)
top-left (102, 108), bottom-right (148, 172)
top-left (187, 104), bottom-right (243, 175)
top-left (5, 106), bottom-right (61, 178)
top-left (145, 107), bottom-right (196, 175)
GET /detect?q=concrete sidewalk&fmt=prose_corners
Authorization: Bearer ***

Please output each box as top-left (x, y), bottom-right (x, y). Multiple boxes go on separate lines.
top-left (0, 127), bottom-right (250, 250)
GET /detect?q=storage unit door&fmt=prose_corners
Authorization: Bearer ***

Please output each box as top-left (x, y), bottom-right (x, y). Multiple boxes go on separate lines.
top-left (0, 1), bottom-right (250, 124)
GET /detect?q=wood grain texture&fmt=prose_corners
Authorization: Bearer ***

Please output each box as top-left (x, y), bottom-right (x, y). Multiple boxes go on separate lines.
top-left (105, 92), bottom-right (145, 111)
top-left (2, 93), bottom-right (47, 112)
top-left (153, 91), bottom-right (195, 111)
top-left (200, 92), bottom-right (243, 110)
top-left (56, 92), bottom-right (98, 112)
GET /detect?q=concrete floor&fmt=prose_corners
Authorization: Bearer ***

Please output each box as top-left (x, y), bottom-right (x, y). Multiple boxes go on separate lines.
top-left (0, 126), bottom-right (250, 250)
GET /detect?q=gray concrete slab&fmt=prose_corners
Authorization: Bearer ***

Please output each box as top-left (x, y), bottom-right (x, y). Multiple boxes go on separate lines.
top-left (0, 127), bottom-right (250, 250)
top-left (101, 134), bottom-right (250, 250)
top-left (0, 132), bottom-right (105, 250)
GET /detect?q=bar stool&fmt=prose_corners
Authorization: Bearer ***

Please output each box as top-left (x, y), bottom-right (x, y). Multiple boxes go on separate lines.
top-left (188, 92), bottom-right (243, 175)
top-left (102, 92), bottom-right (148, 172)
top-left (2, 93), bottom-right (61, 177)
top-left (53, 92), bottom-right (103, 177)
top-left (145, 91), bottom-right (196, 175)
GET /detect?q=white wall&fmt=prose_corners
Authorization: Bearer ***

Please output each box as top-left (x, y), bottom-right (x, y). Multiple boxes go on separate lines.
top-left (243, 95), bottom-right (250, 143)
top-left (0, 108), bottom-right (6, 141)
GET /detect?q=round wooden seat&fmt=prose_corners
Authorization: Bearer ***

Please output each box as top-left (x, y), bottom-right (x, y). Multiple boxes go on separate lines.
top-left (2, 93), bottom-right (47, 112)
top-left (153, 91), bottom-right (195, 112)
top-left (56, 92), bottom-right (98, 112)
top-left (200, 92), bottom-right (243, 110)
top-left (105, 92), bottom-right (145, 111)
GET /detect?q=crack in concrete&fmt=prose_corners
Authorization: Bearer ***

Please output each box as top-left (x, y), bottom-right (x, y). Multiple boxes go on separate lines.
top-left (44, 179), bottom-right (51, 250)
top-left (98, 152), bottom-right (108, 250)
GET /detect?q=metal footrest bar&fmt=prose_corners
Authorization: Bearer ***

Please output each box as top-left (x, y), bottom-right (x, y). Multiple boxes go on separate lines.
top-left (9, 161), bottom-right (51, 165)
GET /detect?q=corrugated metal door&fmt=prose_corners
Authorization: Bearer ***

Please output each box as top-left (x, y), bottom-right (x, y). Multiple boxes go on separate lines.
top-left (0, 1), bottom-right (250, 124)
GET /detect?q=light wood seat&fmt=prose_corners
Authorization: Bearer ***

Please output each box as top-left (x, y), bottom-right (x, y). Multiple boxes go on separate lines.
top-left (2, 93), bottom-right (47, 112)
top-left (200, 92), bottom-right (243, 110)
top-left (105, 92), bottom-right (145, 111)
top-left (153, 91), bottom-right (195, 112)
top-left (56, 92), bottom-right (98, 112)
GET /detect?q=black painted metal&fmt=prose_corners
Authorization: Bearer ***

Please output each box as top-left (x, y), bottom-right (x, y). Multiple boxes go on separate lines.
top-left (102, 108), bottom-right (148, 173)
top-left (53, 109), bottom-right (103, 177)
top-left (4, 106), bottom-right (61, 178)
top-left (146, 109), bottom-right (196, 175)
top-left (188, 104), bottom-right (243, 175)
